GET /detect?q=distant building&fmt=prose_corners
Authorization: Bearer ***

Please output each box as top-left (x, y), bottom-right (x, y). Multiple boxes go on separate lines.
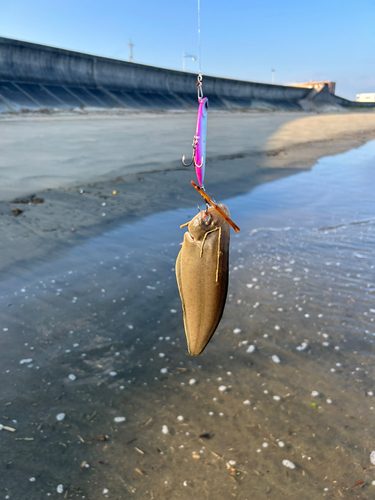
top-left (356, 93), bottom-right (375, 102)
top-left (289, 81), bottom-right (336, 95)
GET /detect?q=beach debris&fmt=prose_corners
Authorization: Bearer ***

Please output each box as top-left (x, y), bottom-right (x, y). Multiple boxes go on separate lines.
top-left (112, 190), bottom-right (117, 195)
top-left (218, 385), bottom-right (227, 392)
top-left (233, 328), bottom-right (241, 334)
top-left (0, 424), bottom-right (16, 432)
top-left (86, 411), bottom-right (98, 422)
top-left (273, 395), bottom-right (281, 401)
top-left (189, 378), bottom-right (197, 385)
top-left (351, 480), bottom-right (364, 488)
top-left (68, 374), bottom-right (76, 381)
top-left (278, 441), bottom-right (285, 447)
top-left (103, 488), bottom-right (109, 494)
top-left (109, 371), bottom-right (117, 377)
top-left (12, 195), bottom-right (44, 204)
top-left (11, 208), bottom-right (23, 216)
top-left (243, 400), bottom-right (251, 405)
top-left (56, 413), bottom-right (66, 421)
top-left (246, 345), bottom-right (255, 353)
top-left (199, 432), bottom-right (212, 439)
top-left (20, 358), bottom-right (33, 365)
top-left (162, 425), bottom-right (169, 434)
top-left (177, 415), bottom-right (184, 421)
top-left (311, 391), bottom-right (319, 397)
top-left (29, 477), bottom-right (36, 482)
top-left (160, 368), bottom-right (168, 374)
top-left (282, 459), bottom-right (296, 469)
top-left (57, 484), bottom-right (63, 494)
top-left (114, 417), bottom-right (126, 423)
top-left (141, 417), bottom-right (153, 427)
top-left (135, 447), bottom-right (145, 455)
top-left (271, 355), bottom-right (281, 364)
top-left (296, 342), bottom-right (308, 351)
top-left (370, 451), bottom-right (375, 465)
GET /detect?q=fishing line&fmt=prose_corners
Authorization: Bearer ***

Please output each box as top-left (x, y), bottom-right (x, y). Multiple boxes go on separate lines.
top-left (198, 0), bottom-right (201, 75)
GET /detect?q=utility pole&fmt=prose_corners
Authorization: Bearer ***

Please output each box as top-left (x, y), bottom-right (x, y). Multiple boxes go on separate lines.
top-left (271, 69), bottom-right (275, 84)
top-left (128, 39), bottom-right (134, 62)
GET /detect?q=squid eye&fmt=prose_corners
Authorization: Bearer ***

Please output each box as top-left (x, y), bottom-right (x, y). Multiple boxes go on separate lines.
top-left (203, 213), bottom-right (212, 225)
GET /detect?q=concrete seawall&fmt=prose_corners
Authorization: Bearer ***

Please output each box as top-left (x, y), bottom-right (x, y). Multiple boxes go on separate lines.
top-left (0, 37), bottom-right (374, 113)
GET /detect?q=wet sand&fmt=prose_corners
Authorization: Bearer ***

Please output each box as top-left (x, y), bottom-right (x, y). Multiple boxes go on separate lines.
top-left (1, 110), bottom-right (375, 276)
top-left (1, 112), bottom-right (375, 499)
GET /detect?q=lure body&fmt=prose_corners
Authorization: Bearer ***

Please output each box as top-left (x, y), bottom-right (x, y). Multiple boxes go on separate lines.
top-left (193, 97), bottom-right (208, 187)
top-left (175, 204), bottom-right (230, 356)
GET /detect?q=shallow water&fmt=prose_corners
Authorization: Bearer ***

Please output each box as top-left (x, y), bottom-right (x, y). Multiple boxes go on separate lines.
top-left (1, 141), bottom-right (375, 499)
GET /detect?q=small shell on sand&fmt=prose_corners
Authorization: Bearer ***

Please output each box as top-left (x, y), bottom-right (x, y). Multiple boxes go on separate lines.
top-left (114, 417), bottom-right (126, 423)
top-left (282, 459), bottom-right (296, 469)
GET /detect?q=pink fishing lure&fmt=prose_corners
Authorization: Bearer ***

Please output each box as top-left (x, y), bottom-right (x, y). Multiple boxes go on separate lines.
top-left (193, 97), bottom-right (208, 187)
top-left (182, 96), bottom-right (209, 188)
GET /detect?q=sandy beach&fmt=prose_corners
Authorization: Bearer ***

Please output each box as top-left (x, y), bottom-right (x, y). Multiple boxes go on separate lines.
top-left (1, 109), bottom-right (375, 276)
top-left (1, 110), bottom-right (375, 499)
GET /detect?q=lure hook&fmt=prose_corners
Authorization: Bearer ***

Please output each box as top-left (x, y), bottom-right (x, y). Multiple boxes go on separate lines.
top-left (182, 135), bottom-right (198, 167)
top-left (182, 154), bottom-right (194, 167)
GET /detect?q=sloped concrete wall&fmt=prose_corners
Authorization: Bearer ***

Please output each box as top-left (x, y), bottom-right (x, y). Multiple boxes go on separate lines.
top-left (0, 37), bottom-right (371, 113)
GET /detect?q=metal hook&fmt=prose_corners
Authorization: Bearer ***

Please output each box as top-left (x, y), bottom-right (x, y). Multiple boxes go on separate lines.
top-left (182, 154), bottom-right (194, 167)
top-left (182, 135), bottom-right (198, 167)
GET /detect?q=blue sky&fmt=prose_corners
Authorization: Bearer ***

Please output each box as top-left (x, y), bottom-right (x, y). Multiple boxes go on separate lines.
top-left (1, 0), bottom-right (374, 99)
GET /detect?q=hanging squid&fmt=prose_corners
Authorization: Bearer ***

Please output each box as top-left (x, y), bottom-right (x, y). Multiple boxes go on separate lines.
top-left (176, 205), bottom-right (231, 356)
